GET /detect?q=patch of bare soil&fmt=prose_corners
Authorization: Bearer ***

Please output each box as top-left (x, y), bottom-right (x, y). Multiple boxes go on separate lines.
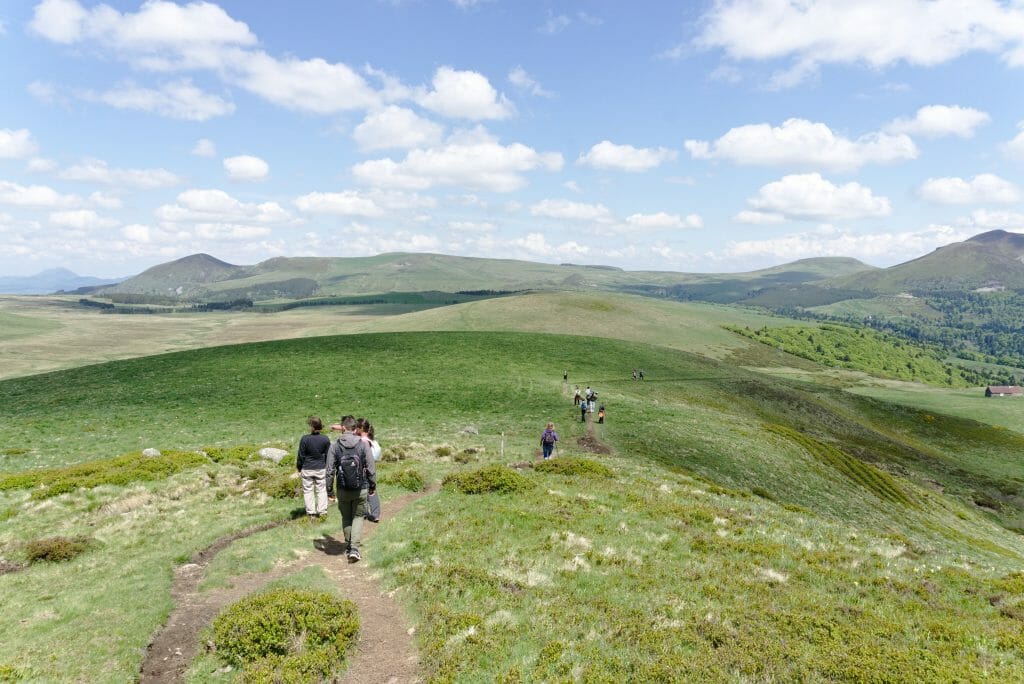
top-left (576, 434), bottom-right (613, 454)
top-left (140, 488), bottom-right (431, 683)
top-left (0, 559), bottom-right (26, 575)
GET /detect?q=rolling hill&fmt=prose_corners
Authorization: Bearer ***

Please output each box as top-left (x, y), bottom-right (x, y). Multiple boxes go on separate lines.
top-left (0, 268), bottom-right (122, 295)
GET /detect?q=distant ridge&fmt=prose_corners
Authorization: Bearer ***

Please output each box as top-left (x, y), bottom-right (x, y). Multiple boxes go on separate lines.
top-left (99, 253), bottom-right (240, 298)
top-left (829, 229), bottom-right (1024, 292)
top-left (0, 268), bottom-right (122, 295)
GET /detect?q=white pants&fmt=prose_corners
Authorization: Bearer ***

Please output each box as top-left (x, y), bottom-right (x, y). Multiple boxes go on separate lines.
top-left (300, 468), bottom-right (328, 515)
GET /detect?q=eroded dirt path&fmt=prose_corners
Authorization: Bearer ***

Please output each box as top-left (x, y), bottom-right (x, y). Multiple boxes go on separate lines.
top-left (140, 487), bottom-right (431, 683)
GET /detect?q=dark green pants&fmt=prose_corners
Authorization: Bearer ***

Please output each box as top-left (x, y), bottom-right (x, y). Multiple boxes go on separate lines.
top-left (338, 488), bottom-right (367, 552)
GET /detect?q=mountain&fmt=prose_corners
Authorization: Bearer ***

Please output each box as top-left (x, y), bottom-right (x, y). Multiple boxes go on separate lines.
top-left (92, 252), bottom-right (872, 303)
top-left (0, 268), bottom-right (123, 295)
top-left (828, 229), bottom-right (1024, 292)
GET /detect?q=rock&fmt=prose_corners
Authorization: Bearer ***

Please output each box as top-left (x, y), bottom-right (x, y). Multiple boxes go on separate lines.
top-left (259, 447), bottom-right (288, 464)
top-left (462, 426), bottom-right (479, 435)
top-left (142, 448), bottom-right (161, 457)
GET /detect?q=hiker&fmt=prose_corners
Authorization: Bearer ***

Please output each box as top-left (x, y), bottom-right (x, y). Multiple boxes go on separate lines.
top-left (632, 368), bottom-right (637, 381)
top-left (638, 369), bottom-right (645, 380)
top-left (588, 394), bottom-right (597, 415)
top-left (563, 369), bottom-right (568, 382)
top-left (585, 386), bottom-right (593, 400)
top-left (325, 416), bottom-right (349, 504)
top-left (598, 405), bottom-right (605, 424)
top-left (356, 418), bottom-right (382, 522)
top-left (581, 400), bottom-right (588, 422)
top-left (327, 416), bottom-right (376, 562)
top-left (297, 416), bottom-right (331, 520)
top-left (540, 422), bottom-right (559, 460)
top-left (573, 386), bottom-right (582, 405)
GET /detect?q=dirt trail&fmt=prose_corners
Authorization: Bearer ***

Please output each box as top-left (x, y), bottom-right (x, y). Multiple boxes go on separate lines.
top-left (140, 487), bottom-right (430, 683)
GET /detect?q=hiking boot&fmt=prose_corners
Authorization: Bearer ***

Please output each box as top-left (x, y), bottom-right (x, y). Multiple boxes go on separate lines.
top-left (347, 549), bottom-right (361, 563)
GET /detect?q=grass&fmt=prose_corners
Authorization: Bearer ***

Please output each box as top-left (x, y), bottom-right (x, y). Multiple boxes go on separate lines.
top-left (2, 329), bottom-right (1024, 680)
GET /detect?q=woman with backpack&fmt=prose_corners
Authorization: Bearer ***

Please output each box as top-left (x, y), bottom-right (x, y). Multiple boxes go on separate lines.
top-left (540, 422), bottom-right (559, 460)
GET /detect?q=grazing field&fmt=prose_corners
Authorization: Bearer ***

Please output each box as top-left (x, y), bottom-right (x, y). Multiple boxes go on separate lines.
top-left (849, 383), bottom-right (1024, 436)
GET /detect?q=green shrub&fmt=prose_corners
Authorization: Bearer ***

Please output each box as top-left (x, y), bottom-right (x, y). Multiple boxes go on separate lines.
top-left (377, 467), bottom-right (426, 492)
top-left (535, 457), bottom-right (614, 479)
top-left (443, 465), bottom-right (533, 495)
top-left (253, 472), bottom-right (298, 499)
top-left (211, 588), bottom-right (358, 682)
top-left (751, 486), bottom-right (775, 500)
top-left (204, 445), bottom-right (260, 465)
top-left (23, 535), bottom-right (92, 563)
top-left (435, 445), bottom-right (454, 457)
top-left (381, 445), bottom-right (408, 462)
top-left (453, 450), bottom-right (478, 464)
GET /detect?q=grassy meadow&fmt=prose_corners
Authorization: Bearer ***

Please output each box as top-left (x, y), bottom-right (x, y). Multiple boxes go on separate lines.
top-left (1, 324), bottom-right (1024, 681)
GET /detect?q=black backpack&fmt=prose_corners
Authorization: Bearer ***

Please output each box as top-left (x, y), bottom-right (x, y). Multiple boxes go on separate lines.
top-left (336, 442), bottom-right (365, 491)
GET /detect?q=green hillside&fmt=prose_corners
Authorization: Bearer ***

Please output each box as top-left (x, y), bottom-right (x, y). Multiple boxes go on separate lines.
top-left (1, 331), bottom-right (1023, 680)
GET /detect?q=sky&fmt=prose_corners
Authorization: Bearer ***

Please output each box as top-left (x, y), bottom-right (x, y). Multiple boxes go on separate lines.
top-left (2, 0), bottom-right (1024, 278)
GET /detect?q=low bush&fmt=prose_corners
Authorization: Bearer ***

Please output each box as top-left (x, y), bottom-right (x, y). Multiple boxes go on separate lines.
top-left (535, 457), bottom-right (614, 479)
top-left (24, 535), bottom-right (93, 563)
top-left (203, 445), bottom-right (260, 465)
top-left (435, 445), bottom-right (454, 457)
top-left (211, 588), bottom-right (358, 682)
top-left (443, 465), bottom-right (533, 495)
top-left (253, 472), bottom-right (298, 499)
top-left (378, 467), bottom-right (426, 492)
top-left (381, 445), bottom-right (409, 462)
top-left (453, 450), bottom-right (478, 464)
top-left (751, 486), bottom-right (775, 500)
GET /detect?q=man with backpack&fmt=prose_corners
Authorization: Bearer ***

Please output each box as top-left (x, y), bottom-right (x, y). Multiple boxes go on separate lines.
top-left (540, 422), bottom-right (559, 460)
top-left (327, 416), bottom-right (376, 563)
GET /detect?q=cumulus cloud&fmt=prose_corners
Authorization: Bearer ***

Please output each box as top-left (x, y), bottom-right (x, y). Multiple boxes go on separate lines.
top-left (192, 138), bottom-right (216, 157)
top-left (965, 208), bottom-right (1024, 229)
top-left (743, 173), bottom-right (892, 221)
top-left (0, 129), bottom-right (39, 159)
top-left (538, 12), bottom-right (572, 35)
top-left (352, 128), bottom-right (562, 192)
top-left (697, 0), bottom-right (1024, 87)
top-left (156, 189), bottom-right (291, 225)
top-left (294, 191), bottom-right (384, 217)
top-left (624, 212), bottom-right (703, 229)
top-left (918, 173), bottom-right (1021, 204)
top-left (223, 155), bottom-right (269, 182)
top-left (734, 209), bottom-right (786, 225)
top-left (353, 106), bottom-right (444, 151)
top-left (885, 104), bottom-right (990, 138)
top-left (1003, 122), bottom-right (1024, 160)
top-left (721, 225), bottom-right (976, 265)
top-left (417, 67), bottom-right (514, 120)
top-left (91, 80), bottom-right (234, 121)
top-left (578, 140), bottom-right (678, 172)
top-left (0, 181), bottom-right (80, 208)
top-left (685, 118), bottom-right (917, 171)
top-left (530, 199), bottom-right (614, 223)
top-left (27, 157), bottom-right (58, 173)
top-left (59, 159), bottom-right (185, 189)
top-left (49, 208), bottom-right (118, 229)
top-left (508, 66), bottom-right (554, 97)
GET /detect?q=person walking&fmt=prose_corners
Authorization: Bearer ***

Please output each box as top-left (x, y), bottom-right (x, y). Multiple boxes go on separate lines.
top-left (580, 399), bottom-right (588, 423)
top-left (573, 386), bottom-right (582, 405)
top-left (540, 422), bottom-right (559, 460)
top-left (327, 416), bottom-right (376, 562)
top-left (356, 418), bottom-right (382, 522)
top-left (297, 416), bottom-right (331, 520)
top-left (632, 368), bottom-right (638, 381)
top-left (639, 369), bottom-right (645, 380)
top-left (563, 369), bottom-right (568, 382)
top-left (598, 405), bottom-right (605, 424)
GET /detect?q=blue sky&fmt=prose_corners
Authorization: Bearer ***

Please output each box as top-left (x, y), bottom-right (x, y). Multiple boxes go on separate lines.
top-left (1, 0), bottom-right (1024, 277)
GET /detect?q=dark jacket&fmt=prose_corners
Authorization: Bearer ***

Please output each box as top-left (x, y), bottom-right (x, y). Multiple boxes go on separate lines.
top-left (327, 432), bottom-right (376, 491)
top-left (297, 432), bottom-right (331, 471)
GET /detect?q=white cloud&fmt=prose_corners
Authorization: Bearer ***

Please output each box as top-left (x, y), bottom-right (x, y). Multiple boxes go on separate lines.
top-left (625, 212), bottom-right (703, 230)
top-left (91, 80), bottom-right (234, 121)
top-left (49, 209), bottom-right (118, 229)
top-left (563, 181), bottom-right (583, 194)
top-left (294, 191), bottom-right (384, 217)
top-left (578, 140), bottom-right (678, 172)
top-left (966, 208), bottom-right (1024, 229)
top-left (59, 159), bottom-right (185, 189)
top-left (530, 199), bottom-right (614, 223)
top-left (192, 138), bottom-right (216, 157)
top-left (685, 118), bottom-right (917, 171)
top-left (448, 220), bottom-right (496, 233)
top-left (417, 67), bottom-right (514, 120)
top-left (193, 223), bottom-right (272, 240)
top-left (156, 189), bottom-right (292, 225)
top-left (886, 104), bottom-right (990, 138)
top-left (0, 181), bottom-right (80, 208)
top-left (352, 129), bottom-right (562, 192)
top-left (538, 12), bottom-right (571, 35)
top-left (918, 174), bottom-right (1021, 204)
top-left (27, 157), bottom-right (57, 173)
top-left (722, 225), bottom-right (976, 265)
top-left (734, 210), bottom-right (785, 225)
top-left (697, 0), bottom-right (1024, 87)
top-left (1003, 122), bottom-right (1024, 160)
top-left (353, 106), bottom-right (444, 151)
top-left (30, 0), bottom-right (257, 50)
top-left (0, 129), bottom-right (39, 159)
top-left (508, 67), bottom-right (554, 97)
top-left (745, 173), bottom-right (892, 221)
top-left (88, 191), bottom-right (122, 209)
top-left (223, 155), bottom-right (269, 182)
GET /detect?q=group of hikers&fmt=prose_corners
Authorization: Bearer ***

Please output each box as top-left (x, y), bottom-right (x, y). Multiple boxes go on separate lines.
top-left (573, 385), bottom-right (605, 423)
top-left (296, 415), bottom-right (381, 563)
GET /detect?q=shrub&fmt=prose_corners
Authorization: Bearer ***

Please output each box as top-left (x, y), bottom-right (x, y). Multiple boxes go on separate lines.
top-left (435, 445), bottom-right (454, 457)
top-left (24, 535), bottom-right (92, 563)
top-left (211, 588), bottom-right (358, 682)
top-left (751, 486), bottom-right (775, 500)
top-left (253, 472), bottom-right (299, 499)
top-left (443, 465), bottom-right (533, 495)
top-left (453, 450), bottom-right (478, 464)
top-left (204, 445), bottom-right (260, 465)
top-left (377, 467), bottom-right (426, 492)
top-left (535, 457), bottom-right (614, 479)
top-left (381, 445), bottom-right (409, 462)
